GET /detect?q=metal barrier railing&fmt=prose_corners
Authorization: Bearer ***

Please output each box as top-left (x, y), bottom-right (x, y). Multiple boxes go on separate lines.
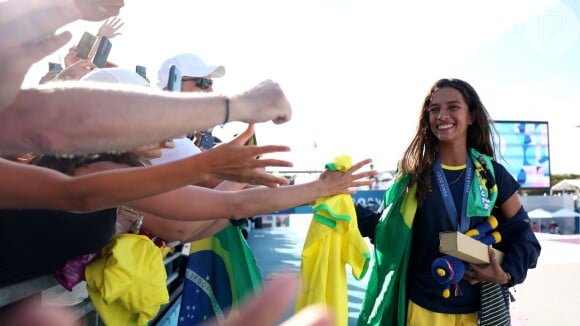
top-left (0, 250), bottom-right (187, 325)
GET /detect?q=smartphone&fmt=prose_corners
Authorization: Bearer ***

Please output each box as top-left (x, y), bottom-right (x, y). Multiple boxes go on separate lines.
top-left (199, 131), bottom-right (215, 150)
top-left (92, 36), bottom-right (112, 68)
top-left (76, 32), bottom-right (97, 59)
top-left (48, 62), bottom-right (63, 73)
top-left (167, 64), bottom-right (182, 92)
top-left (135, 65), bottom-right (147, 79)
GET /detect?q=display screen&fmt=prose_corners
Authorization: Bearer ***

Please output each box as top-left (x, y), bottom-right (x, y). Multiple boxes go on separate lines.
top-left (492, 120), bottom-right (550, 189)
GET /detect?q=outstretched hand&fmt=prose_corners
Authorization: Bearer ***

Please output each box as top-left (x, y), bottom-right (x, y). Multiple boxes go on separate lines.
top-left (64, 46), bottom-right (81, 67)
top-left (74, 0), bottom-right (124, 21)
top-left (0, 0), bottom-right (124, 110)
top-left (209, 274), bottom-right (334, 326)
top-left (464, 246), bottom-right (509, 285)
top-left (197, 124), bottom-right (293, 187)
top-left (54, 60), bottom-right (96, 81)
top-left (317, 159), bottom-right (377, 197)
top-left (0, 0), bottom-right (80, 109)
top-left (97, 16), bottom-right (124, 38)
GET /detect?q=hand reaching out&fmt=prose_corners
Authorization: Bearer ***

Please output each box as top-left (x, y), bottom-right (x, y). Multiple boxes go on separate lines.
top-left (97, 17), bottom-right (124, 38)
top-left (0, 0), bottom-right (123, 110)
top-left (135, 140), bottom-right (175, 160)
top-left (74, 0), bottom-right (125, 21)
top-left (39, 71), bottom-right (59, 84)
top-left (53, 60), bottom-right (96, 81)
top-left (317, 159), bottom-right (377, 197)
top-left (0, 297), bottom-right (81, 326)
top-left (196, 124), bottom-right (293, 187)
top-left (0, 0), bottom-right (79, 109)
top-left (211, 274), bottom-right (334, 326)
top-left (64, 46), bottom-right (81, 67)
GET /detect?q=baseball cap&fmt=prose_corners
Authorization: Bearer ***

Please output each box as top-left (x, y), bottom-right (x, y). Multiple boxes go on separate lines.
top-left (80, 67), bottom-right (150, 87)
top-left (157, 53), bottom-right (225, 89)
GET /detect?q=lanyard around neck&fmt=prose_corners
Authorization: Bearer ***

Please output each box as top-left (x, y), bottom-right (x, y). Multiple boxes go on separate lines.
top-left (433, 155), bottom-right (474, 232)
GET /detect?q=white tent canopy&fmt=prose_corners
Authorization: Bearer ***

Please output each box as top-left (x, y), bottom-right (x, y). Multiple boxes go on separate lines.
top-left (551, 208), bottom-right (580, 218)
top-left (550, 179), bottom-right (580, 194)
top-left (528, 208), bottom-right (553, 218)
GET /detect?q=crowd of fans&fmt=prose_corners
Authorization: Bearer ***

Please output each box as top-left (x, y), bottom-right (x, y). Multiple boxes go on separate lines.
top-left (0, 1), bottom-right (378, 325)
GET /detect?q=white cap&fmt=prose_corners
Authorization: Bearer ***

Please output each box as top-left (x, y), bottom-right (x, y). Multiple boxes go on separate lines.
top-left (149, 138), bottom-right (202, 166)
top-left (157, 53), bottom-right (225, 89)
top-left (80, 67), bottom-right (149, 87)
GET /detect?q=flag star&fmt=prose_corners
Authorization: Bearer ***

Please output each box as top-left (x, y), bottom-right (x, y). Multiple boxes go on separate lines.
top-left (196, 289), bottom-right (200, 293)
top-left (206, 275), bottom-right (210, 280)
top-left (186, 305), bottom-right (191, 310)
top-left (179, 317), bottom-right (184, 322)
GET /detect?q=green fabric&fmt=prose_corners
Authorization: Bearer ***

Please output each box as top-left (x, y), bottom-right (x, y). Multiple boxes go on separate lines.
top-left (217, 225), bottom-right (263, 299)
top-left (357, 148), bottom-right (497, 325)
top-left (313, 203), bottom-right (352, 228)
top-left (466, 148), bottom-right (498, 218)
top-left (357, 173), bottom-right (416, 326)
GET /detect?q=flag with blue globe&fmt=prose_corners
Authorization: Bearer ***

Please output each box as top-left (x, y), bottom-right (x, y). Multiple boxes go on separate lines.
top-left (178, 224), bottom-right (262, 325)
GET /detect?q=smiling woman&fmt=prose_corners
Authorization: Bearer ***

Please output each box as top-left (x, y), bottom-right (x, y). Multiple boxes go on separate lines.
top-left (427, 87), bottom-right (472, 145)
top-left (356, 78), bottom-right (541, 326)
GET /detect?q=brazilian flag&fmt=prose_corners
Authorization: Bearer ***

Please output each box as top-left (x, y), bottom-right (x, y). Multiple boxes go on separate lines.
top-left (178, 224), bottom-right (262, 325)
top-left (358, 174), bottom-right (417, 326)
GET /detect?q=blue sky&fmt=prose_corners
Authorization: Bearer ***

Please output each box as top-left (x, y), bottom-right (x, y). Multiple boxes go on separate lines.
top-left (24, 0), bottom-right (580, 174)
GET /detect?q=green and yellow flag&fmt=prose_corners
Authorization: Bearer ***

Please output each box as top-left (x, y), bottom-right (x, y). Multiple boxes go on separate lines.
top-left (358, 173), bottom-right (417, 326)
top-left (178, 224), bottom-right (262, 325)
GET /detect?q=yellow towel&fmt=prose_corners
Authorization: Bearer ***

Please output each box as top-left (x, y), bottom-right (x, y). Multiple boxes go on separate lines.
top-left (295, 155), bottom-right (371, 326)
top-left (85, 234), bottom-right (169, 326)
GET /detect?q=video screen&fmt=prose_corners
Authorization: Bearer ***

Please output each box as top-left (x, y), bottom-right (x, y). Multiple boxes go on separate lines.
top-left (492, 120), bottom-right (550, 189)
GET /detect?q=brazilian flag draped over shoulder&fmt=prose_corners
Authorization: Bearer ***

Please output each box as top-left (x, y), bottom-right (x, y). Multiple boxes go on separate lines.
top-left (358, 173), bottom-right (417, 326)
top-left (357, 149), bottom-right (496, 325)
top-left (178, 224), bottom-right (262, 325)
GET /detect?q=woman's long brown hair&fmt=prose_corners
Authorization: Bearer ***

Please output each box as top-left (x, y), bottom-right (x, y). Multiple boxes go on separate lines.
top-left (399, 78), bottom-right (497, 204)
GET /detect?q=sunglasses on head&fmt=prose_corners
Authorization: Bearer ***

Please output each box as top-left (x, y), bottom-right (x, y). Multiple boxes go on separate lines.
top-left (181, 77), bottom-right (213, 89)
